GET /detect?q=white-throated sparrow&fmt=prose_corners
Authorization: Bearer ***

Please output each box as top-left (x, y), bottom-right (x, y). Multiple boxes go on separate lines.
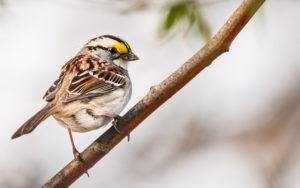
top-left (11, 35), bottom-right (138, 159)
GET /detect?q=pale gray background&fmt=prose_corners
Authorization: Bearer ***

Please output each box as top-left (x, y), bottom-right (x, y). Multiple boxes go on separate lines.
top-left (1, 0), bottom-right (300, 187)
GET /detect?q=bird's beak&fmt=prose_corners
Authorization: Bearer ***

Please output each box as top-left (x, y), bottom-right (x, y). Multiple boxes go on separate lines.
top-left (123, 52), bottom-right (139, 61)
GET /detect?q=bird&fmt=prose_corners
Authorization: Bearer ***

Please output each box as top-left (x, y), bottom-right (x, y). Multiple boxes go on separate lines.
top-left (11, 35), bottom-right (139, 159)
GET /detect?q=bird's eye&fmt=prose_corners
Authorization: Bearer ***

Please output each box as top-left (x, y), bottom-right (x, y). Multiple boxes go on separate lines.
top-left (108, 47), bottom-right (118, 54)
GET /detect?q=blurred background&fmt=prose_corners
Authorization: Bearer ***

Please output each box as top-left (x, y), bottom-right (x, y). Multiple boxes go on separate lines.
top-left (1, 0), bottom-right (300, 187)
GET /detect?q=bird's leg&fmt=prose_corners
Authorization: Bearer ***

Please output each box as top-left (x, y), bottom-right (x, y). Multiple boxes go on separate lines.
top-left (67, 128), bottom-right (90, 177)
top-left (67, 128), bottom-right (81, 161)
top-left (102, 112), bottom-right (130, 142)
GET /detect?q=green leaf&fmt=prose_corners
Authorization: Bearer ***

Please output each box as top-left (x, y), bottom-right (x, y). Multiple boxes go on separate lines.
top-left (162, 2), bottom-right (189, 31)
top-left (159, 0), bottom-right (211, 41)
top-left (195, 12), bottom-right (210, 40)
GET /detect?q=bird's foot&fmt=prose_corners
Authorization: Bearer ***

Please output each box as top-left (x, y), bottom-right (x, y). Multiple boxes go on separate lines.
top-left (73, 150), bottom-right (90, 177)
top-left (112, 115), bottom-right (130, 142)
top-left (112, 115), bottom-right (121, 133)
top-left (73, 150), bottom-right (83, 162)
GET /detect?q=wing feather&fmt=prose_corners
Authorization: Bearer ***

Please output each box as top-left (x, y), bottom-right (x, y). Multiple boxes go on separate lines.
top-left (65, 56), bottom-right (127, 103)
top-left (43, 54), bottom-right (128, 103)
top-left (43, 72), bottom-right (64, 102)
top-left (43, 55), bottom-right (85, 102)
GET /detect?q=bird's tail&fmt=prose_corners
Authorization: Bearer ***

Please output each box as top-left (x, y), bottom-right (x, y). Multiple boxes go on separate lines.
top-left (11, 104), bottom-right (55, 139)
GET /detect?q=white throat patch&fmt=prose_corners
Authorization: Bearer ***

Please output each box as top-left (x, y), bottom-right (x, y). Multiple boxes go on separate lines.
top-left (113, 59), bottom-right (128, 69)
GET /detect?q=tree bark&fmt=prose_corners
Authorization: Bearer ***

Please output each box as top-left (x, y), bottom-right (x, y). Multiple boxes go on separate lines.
top-left (43, 0), bottom-right (265, 187)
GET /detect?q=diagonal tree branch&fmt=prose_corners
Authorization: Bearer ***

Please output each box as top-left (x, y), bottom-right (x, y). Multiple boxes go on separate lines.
top-left (43, 0), bottom-right (265, 187)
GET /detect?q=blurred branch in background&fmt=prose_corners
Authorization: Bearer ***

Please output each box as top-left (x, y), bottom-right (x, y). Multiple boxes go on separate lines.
top-left (121, 118), bottom-right (213, 179)
top-left (43, 0), bottom-right (265, 187)
top-left (111, 0), bottom-right (264, 40)
top-left (110, 0), bottom-right (225, 40)
top-left (119, 81), bottom-right (300, 188)
top-left (232, 80), bottom-right (300, 188)
top-left (114, 0), bottom-right (224, 13)
top-left (121, 79), bottom-right (300, 188)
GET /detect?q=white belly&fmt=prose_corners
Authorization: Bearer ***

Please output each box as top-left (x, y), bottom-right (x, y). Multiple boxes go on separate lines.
top-left (53, 85), bottom-right (132, 132)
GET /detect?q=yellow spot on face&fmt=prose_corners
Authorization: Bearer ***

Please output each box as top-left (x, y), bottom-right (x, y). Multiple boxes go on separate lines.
top-left (112, 42), bottom-right (128, 53)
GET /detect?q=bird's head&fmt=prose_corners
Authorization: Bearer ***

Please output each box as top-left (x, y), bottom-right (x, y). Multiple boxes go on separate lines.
top-left (83, 35), bottom-right (139, 68)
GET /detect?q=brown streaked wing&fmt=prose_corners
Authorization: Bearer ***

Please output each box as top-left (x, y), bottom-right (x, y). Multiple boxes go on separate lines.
top-left (42, 55), bottom-right (85, 102)
top-left (64, 57), bottom-right (127, 103)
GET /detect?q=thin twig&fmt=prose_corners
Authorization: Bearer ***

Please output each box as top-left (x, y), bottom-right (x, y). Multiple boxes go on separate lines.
top-left (43, 0), bottom-right (265, 187)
